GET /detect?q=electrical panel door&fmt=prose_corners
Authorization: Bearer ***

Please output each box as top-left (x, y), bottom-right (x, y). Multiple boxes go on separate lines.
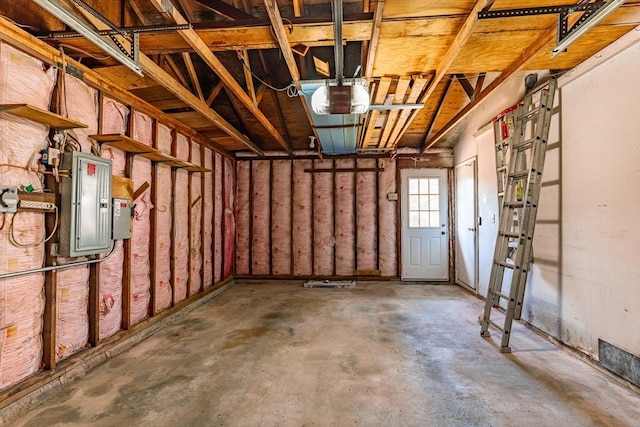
top-left (60, 151), bottom-right (112, 257)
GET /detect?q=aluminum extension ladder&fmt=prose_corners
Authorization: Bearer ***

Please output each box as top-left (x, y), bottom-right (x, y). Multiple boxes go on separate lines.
top-left (480, 77), bottom-right (557, 353)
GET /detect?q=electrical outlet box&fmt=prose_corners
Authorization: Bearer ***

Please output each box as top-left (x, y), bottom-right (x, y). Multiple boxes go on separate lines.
top-left (387, 192), bottom-right (398, 201)
top-left (112, 198), bottom-right (132, 240)
top-left (59, 152), bottom-right (112, 257)
top-left (0, 186), bottom-right (19, 213)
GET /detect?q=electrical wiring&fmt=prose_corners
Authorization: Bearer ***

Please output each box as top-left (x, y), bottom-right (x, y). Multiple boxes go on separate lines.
top-left (9, 205), bottom-right (58, 248)
top-left (237, 55), bottom-right (298, 94)
top-left (57, 43), bottom-right (111, 61)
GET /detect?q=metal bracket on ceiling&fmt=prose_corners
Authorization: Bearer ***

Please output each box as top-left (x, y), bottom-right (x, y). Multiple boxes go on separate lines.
top-left (45, 24), bottom-right (191, 63)
top-left (477, 2), bottom-right (606, 44)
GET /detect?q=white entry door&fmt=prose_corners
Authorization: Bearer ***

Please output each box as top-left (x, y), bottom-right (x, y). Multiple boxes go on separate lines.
top-left (401, 168), bottom-right (449, 280)
top-left (455, 159), bottom-right (477, 290)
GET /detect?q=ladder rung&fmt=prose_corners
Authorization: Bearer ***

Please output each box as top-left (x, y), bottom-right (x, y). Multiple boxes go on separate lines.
top-left (497, 166), bottom-right (507, 172)
top-left (488, 319), bottom-right (504, 332)
top-left (491, 290), bottom-right (511, 300)
top-left (504, 201), bottom-right (524, 208)
top-left (513, 138), bottom-right (536, 150)
top-left (500, 231), bottom-right (519, 238)
top-left (495, 260), bottom-right (515, 269)
top-left (509, 171), bottom-right (529, 179)
top-left (519, 107), bottom-right (541, 120)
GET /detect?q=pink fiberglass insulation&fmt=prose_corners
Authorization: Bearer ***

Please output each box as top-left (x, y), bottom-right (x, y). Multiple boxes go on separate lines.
top-left (251, 160), bottom-right (270, 275)
top-left (189, 142), bottom-right (202, 295)
top-left (0, 209), bottom-right (45, 389)
top-left (213, 154), bottom-right (222, 283)
top-left (0, 44), bottom-right (55, 388)
top-left (132, 111), bottom-right (153, 146)
top-left (174, 134), bottom-right (190, 301)
top-left (55, 258), bottom-right (89, 361)
top-left (292, 160), bottom-right (312, 276)
top-left (131, 155), bottom-right (152, 324)
top-left (378, 159), bottom-right (397, 276)
top-left (98, 97), bottom-right (128, 340)
top-left (271, 160), bottom-right (292, 275)
top-left (55, 75), bottom-right (99, 361)
top-left (130, 112), bottom-right (153, 324)
top-left (98, 240), bottom-right (123, 340)
top-left (61, 74), bottom-right (98, 153)
top-left (202, 149), bottom-right (214, 286)
top-left (155, 162), bottom-right (172, 312)
top-left (223, 157), bottom-right (235, 278)
top-left (155, 123), bottom-right (172, 310)
top-left (235, 161), bottom-right (250, 276)
top-left (157, 123), bottom-right (172, 155)
top-left (357, 159), bottom-right (377, 271)
top-left (314, 160), bottom-right (334, 276)
top-left (335, 160), bottom-right (356, 276)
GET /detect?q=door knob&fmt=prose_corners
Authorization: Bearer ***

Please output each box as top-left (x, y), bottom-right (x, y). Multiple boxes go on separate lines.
top-left (468, 228), bottom-right (476, 231)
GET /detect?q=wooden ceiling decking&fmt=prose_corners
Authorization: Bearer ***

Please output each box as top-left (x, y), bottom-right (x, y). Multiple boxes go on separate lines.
top-left (2, 0), bottom-right (639, 154)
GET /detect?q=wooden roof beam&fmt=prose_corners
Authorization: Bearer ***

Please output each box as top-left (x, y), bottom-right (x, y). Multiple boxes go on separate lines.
top-left (237, 50), bottom-right (257, 106)
top-left (206, 80), bottom-right (224, 106)
top-left (293, 0), bottom-right (304, 17)
top-left (423, 26), bottom-right (557, 150)
top-left (264, 0), bottom-right (319, 149)
top-left (149, 0), bottom-right (291, 153)
top-left (65, 0), bottom-right (262, 154)
top-left (364, 0), bottom-right (384, 81)
top-left (263, 0), bottom-right (300, 82)
top-left (182, 52), bottom-right (205, 101)
top-left (421, 77), bottom-right (453, 151)
top-left (0, 16), bottom-right (233, 157)
top-left (390, 0), bottom-right (492, 145)
top-left (455, 74), bottom-right (475, 101)
top-left (194, 0), bottom-right (256, 20)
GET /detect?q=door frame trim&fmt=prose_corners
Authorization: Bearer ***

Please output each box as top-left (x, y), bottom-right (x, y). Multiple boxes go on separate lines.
top-left (454, 156), bottom-right (479, 293)
top-left (399, 167), bottom-right (450, 281)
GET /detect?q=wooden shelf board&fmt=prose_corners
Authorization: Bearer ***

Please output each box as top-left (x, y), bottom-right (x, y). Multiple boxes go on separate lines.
top-left (140, 151), bottom-right (173, 162)
top-left (90, 134), bottom-right (154, 154)
top-left (0, 104), bottom-right (87, 129)
top-left (91, 134), bottom-right (210, 172)
top-left (184, 165), bottom-right (211, 173)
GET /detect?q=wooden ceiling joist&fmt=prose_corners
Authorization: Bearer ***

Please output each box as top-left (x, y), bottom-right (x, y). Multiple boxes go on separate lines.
top-left (388, 75), bottom-right (429, 146)
top-left (149, 0), bottom-right (291, 153)
top-left (361, 76), bottom-right (391, 148)
top-left (379, 76), bottom-right (411, 148)
top-left (194, 0), bottom-right (257, 21)
top-left (364, 0), bottom-right (384, 81)
top-left (182, 52), bottom-right (205, 101)
top-left (237, 49), bottom-right (258, 106)
top-left (423, 25), bottom-right (558, 150)
top-left (264, 0), bottom-right (318, 148)
top-left (206, 81), bottom-right (225, 106)
top-left (263, 0), bottom-right (300, 82)
top-left (63, 0), bottom-right (261, 154)
top-left (390, 0), bottom-right (493, 145)
top-left (293, 0), bottom-right (304, 17)
top-left (0, 16), bottom-right (233, 157)
top-left (455, 74), bottom-right (475, 101)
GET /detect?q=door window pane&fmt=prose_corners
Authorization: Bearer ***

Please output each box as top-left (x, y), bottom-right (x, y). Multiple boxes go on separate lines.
top-left (408, 177), bottom-right (441, 228)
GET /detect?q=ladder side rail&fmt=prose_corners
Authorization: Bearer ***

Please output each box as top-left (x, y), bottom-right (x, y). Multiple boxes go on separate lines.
top-left (480, 100), bottom-right (531, 336)
top-left (513, 78), bottom-right (558, 318)
top-left (499, 78), bottom-right (558, 349)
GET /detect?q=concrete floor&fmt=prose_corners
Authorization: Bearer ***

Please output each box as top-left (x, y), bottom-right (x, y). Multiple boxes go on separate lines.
top-left (6, 281), bottom-right (640, 427)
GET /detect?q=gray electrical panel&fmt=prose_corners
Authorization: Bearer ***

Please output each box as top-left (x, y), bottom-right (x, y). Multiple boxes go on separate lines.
top-left (60, 151), bottom-right (112, 257)
top-left (112, 198), bottom-right (132, 240)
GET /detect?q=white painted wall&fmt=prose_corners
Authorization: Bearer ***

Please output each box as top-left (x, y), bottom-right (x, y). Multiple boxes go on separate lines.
top-left (453, 32), bottom-right (640, 359)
